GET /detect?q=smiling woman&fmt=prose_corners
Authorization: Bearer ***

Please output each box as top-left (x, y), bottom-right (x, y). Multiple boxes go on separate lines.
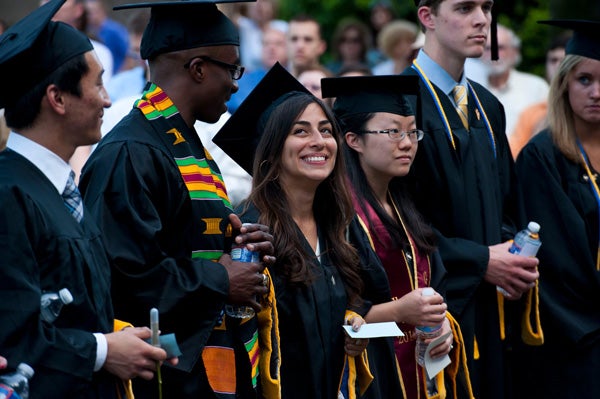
top-left (214, 63), bottom-right (372, 399)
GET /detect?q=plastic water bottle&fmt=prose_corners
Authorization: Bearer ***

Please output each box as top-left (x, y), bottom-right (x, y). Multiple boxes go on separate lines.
top-left (224, 240), bottom-right (259, 319)
top-left (509, 221), bottom-right (542, 257)
top-left (415, 288), bottom-right (443, 367)
top-left (497, 222), bottom-right (542, 296)
top-left (0, 363), bottom-right (34, 399)
top-left (40, 288), bottom-right (73, 323)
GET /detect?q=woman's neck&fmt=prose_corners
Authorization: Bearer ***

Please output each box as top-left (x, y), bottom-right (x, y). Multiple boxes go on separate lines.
top-left (576, 120), bottom-right (600, 170)
top-left (285, 184), bottom-right (318, 252)
top-left (366, 172), bottom-right (394, 218)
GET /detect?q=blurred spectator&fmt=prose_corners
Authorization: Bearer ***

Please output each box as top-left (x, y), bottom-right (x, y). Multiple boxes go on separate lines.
top-left (372, 19), bottom-right (418, 75)
top-left (40, 0), bottom-right (113, 82)
top-left (297, 65), bottom-right (333, 106)
top-left (0, 19), bottom-right (7, 34)
top-left (482, 23), bottom-right (549, 138)
top-left (104, 8), bottom-right (150, 102)
top-left (288, 14), bottom-right (326, 77)
top-left (326, 18), bottom-right (373, 75)
top-left (85, 0), bottom-right (129, 73)
top-left (227, 24), bottom-right (288, 113)
top-left (509, 32), bottom-right (570, 158)
top-left (367, 0), bottom-right (395, 65)
top-left (237, 0), bottom-right (287, 72)
top-left (337, 62), bottom-right (373, 77)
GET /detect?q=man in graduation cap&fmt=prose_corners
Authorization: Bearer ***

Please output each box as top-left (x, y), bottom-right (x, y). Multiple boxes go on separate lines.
top-left (512, 19), bottom-right (600, 399)
top-left (0, 0), bottom-right (173, 398)
top-left (78, 1), bottom-right (277, 398)
top-left (401, 1), bottom-right (540, 399)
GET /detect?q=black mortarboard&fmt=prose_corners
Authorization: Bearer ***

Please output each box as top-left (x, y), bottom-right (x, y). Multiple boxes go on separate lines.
top-left (114, 0), bottom-right (255, 60)
top-left (321, 75), bottom-right (422, 132)
top-left (321, 75), bottom-right (419, 118)
top-left (0, 0), bottom-right (93, 108)
top-left (212, 62), bottom-right (310, 175)
top-left (538, 20), bottom-right (600, 61)
top-left (413, 0), bottom-right (498, 60)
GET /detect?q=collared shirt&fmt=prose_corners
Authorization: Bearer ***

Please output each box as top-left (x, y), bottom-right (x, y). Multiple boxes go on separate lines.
top-left (6, 132), bottom-right (108, 371)
top-left (415, 49), bottom-right (470, 108)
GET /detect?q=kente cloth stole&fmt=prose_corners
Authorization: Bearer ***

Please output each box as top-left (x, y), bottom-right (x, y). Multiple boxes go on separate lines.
top-left (135, 83), bottom-right (232, 263)
top-left (135, 84), bottom-right (260, 396)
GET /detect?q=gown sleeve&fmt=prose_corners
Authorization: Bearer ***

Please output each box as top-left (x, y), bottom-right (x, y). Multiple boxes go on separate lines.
top-left (80, 139), bottom-right (230, 370)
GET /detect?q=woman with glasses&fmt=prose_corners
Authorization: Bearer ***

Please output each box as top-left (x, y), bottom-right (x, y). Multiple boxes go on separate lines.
top-left (323, 76), bottom-right (462, 399)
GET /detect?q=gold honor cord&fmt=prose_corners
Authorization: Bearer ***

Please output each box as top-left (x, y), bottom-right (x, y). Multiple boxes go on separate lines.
top-left (577, 141), bottom-right (600, 271)
top-left (411, 61), bottom-right (497, 158)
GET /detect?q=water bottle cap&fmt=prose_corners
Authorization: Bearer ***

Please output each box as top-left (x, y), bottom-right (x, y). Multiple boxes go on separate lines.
top-left (527, 221), bottom-right (541, 233)
top-left (422, 287), bottom-right (435, 296)
top-left (16, 363), bottom-right (34, 378)
top-left (58, 288), bottom-right (73, 304)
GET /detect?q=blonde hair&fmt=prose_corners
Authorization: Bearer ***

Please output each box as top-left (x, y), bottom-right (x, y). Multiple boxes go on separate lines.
top-left (377, 20), bottom-right (418, 59)
top-left (547, 54), bottom-right (584, 163)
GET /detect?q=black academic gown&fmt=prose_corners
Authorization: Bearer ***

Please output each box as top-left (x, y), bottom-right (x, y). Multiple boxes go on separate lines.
top-left (402, 68), bottom-right (523, 399)
top-left (348, 216), bottom-right (447, 399)
top-left (240, 204), bottom-right (348, 399)
top-left (0, 150), bottom-right (118, 399)
top-left (80, 108), bottom-right (252, 398)
top-left (512, 131), bottom-right (600, 399)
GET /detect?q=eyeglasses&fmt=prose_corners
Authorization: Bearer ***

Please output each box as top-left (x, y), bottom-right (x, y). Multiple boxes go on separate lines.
top-left (359, 128), bottom-right (425, 142)
top-left (183, 55), bottom-right (245, 80)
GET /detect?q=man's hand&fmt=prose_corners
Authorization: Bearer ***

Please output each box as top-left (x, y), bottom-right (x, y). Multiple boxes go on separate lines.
top-left (229, 214), bottom-right (275, 265)
top-left (219, 253), bottom-right (269, 311)
top-left (485, 241), bottom-right (539, 299)
top-left (104, 327), bottom-right (177, 380)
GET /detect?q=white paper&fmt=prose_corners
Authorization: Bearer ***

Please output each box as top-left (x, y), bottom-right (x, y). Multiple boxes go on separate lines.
top-left (424, 332), bottom-right (452, 379)
top-left (342, 321), bottom-right (404, 339)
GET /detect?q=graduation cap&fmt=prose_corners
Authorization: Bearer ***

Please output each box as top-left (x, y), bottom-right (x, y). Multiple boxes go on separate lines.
top-left (413, 0), bottom-right (499, 60)
top-left (538, 19), bottom-right (600, 61)
top-left (321, 75), bottom-right (422, 130)
top-left (0, 0), bottom-right (93, 109)
top-left (114, 0), bottom-right (256, 60)
top-left (212, 62), bottom-right (311, 175)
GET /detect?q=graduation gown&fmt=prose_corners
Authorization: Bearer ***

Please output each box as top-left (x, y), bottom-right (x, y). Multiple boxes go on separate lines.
top-left (512, 131), bottom-right (600, 398)
top-left (402, 68), bottom-right (523, 399)
top-left (240, 204), bottom-right (349, 399)
top-left (80, 100), bottom-right (254, 398)
top-left (0, 150), bottom-right (118, 399)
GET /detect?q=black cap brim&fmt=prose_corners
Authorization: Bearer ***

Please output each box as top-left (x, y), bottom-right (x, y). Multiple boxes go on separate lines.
top-left (321, 75), bottom-right (421, 128)
top-left (114, 0), bottom-right (255, 10)
top-left (115, 0), bottom-right (255, 59)
top-left (213, 62), bottom-right (310, 175)
top-left (538, 19), bottom-right (600, 61)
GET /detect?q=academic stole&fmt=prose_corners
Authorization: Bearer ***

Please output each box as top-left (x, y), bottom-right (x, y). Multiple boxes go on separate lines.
top-left (411, 60), bottom-right (497, 158)
top-left (577, 140), bottom-right (600, 271)
top-left (353, 192), bottom-right (432, 399)
top-left (135, 84), bottom-right (261, 395)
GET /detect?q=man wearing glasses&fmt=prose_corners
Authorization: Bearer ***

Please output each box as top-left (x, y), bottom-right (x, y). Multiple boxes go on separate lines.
top-left (79, 1), bottom-right (277, 398)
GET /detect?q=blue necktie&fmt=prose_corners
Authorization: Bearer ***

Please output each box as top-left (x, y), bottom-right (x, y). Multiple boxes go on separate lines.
top-left (62, 171), bottom-right (83, 223)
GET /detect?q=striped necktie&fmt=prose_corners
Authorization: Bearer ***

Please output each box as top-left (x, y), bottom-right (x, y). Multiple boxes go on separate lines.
top-left (453, 84), bottom-right (469, 129)
top-left (62, 171), bottom-right (84, 223)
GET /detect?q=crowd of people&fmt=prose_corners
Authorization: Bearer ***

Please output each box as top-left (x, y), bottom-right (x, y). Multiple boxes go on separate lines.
top-left (1, 0), bottom-right (599, 398)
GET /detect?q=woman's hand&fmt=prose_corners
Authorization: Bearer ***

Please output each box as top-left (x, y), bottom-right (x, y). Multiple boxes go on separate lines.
top-left (393, 288), bottom-right (447, 327)
top-left (344, 315), bottom-right (369, 357)
top-left (424, 317), bottom-right (453, 359)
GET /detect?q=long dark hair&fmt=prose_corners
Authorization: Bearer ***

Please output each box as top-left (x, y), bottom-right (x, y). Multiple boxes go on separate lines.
top-left (245, 92), bottom-right (363, 305)
top-left (340, 112), bottom-right (436, 254)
